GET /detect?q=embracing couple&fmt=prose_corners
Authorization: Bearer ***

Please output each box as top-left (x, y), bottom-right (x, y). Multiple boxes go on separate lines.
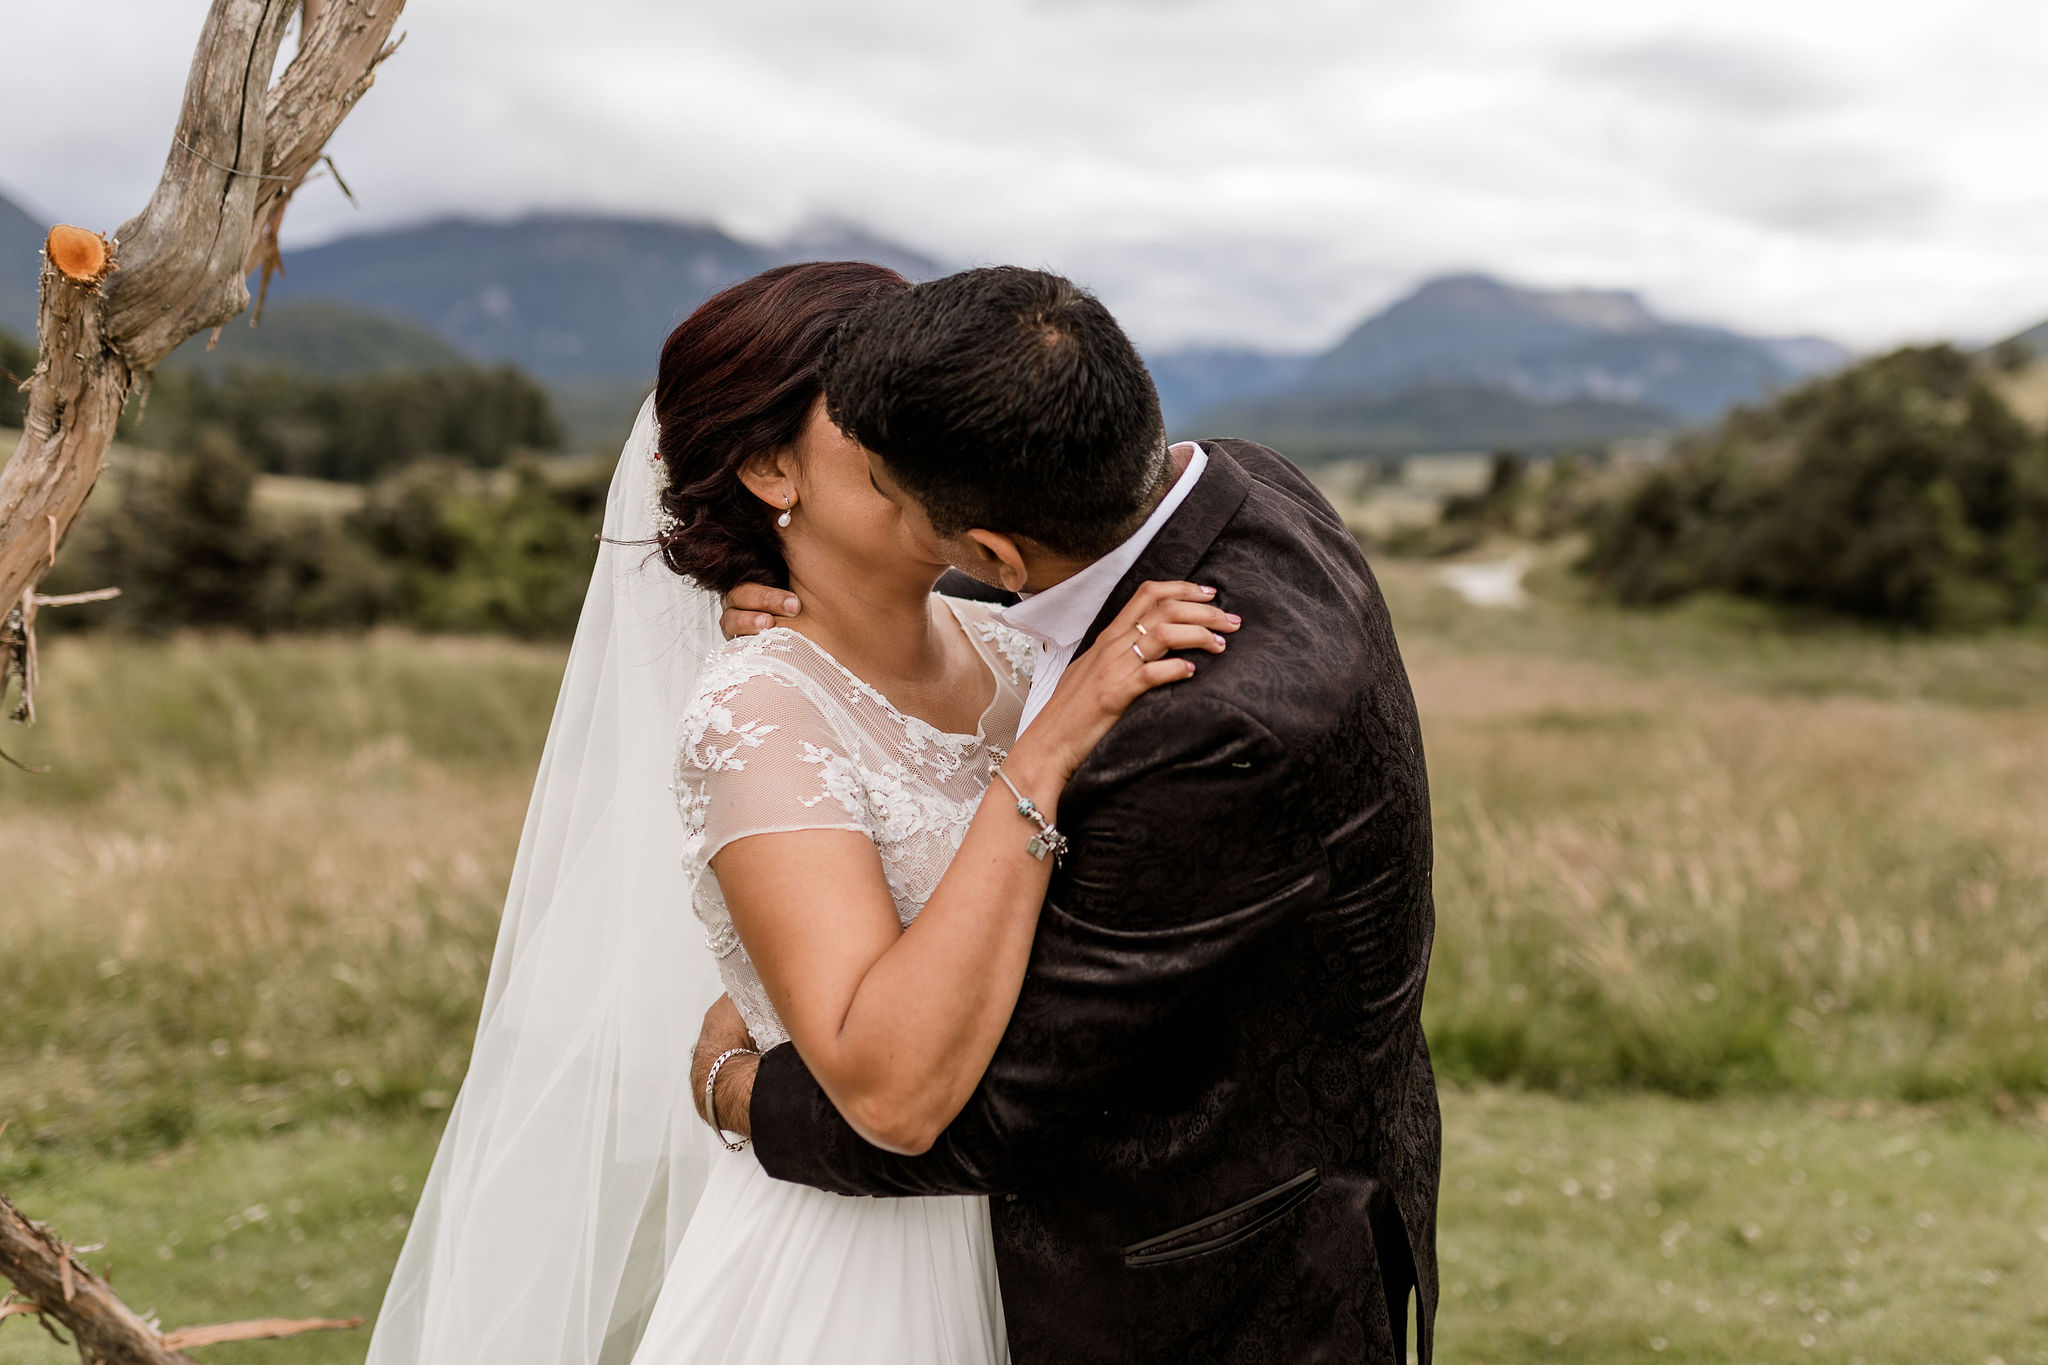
top-left (366, 263), bottom-right (1440, 1364)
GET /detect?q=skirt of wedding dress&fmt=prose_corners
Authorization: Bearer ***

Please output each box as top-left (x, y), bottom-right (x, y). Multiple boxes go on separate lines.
top-left (630, 1148), bottom-right (1009, 1364)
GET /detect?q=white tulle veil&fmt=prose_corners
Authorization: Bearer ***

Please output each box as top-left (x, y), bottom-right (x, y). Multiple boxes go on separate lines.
top-left (366, 393), bottom-right (726, 1365)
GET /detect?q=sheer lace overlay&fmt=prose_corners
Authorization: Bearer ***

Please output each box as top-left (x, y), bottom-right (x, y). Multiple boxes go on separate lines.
top-left (675, 597), bottom-right (1034, 1049)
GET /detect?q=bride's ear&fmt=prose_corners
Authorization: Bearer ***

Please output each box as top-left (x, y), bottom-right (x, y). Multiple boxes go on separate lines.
top-left (738, 451), bottom-right (798, 517)
top-left (964, 529), bottom-right (1031, 595)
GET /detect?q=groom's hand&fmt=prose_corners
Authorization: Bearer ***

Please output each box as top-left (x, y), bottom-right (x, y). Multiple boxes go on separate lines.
top-left (720, 584), bottom-right (801, 640)
top-left (692, 995), bottom-right (760, 1139)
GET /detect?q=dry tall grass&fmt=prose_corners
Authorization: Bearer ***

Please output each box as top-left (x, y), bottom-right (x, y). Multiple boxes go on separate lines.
top-left (2, 634), bottom-right (560, 1154)
top-left (1411, 635), bottom-right (2048, 1097)
top-left (3, 591), bottom-right (2045, 1156)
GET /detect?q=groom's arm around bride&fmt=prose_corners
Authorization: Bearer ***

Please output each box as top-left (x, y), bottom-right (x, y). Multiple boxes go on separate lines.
top-left (709, 270), bottom-right (1440, 1365)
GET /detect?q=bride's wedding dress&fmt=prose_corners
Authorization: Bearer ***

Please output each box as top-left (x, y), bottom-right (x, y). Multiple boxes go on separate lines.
top-left (365, 398), bottom-right (1024, 1365)
top-left (630, 597), bottom-right (1031, 1364)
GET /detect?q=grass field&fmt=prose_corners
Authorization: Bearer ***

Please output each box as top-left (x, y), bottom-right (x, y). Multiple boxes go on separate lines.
top-left (4, 559), bottom-right (2047, 1360)
top-left (2, 1091), bottom-right (2042, 1365)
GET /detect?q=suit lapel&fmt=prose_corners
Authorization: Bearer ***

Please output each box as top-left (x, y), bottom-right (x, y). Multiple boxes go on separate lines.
top-left (1076, 446), bottom-right (1254, 654)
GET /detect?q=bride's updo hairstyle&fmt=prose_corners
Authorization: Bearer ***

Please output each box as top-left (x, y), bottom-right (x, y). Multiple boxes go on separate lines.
top-left (654, 261), bottom-right (911, 593)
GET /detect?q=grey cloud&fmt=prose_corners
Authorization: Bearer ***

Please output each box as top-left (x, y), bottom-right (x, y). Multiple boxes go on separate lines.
top-left (3, 0), bottom-right (2046, 350)
top-left (1574, 36), bottom-right (1847, 116)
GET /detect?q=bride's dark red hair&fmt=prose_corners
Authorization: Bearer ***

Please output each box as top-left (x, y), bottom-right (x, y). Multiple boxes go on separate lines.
top-left (654, 261), bottom-right (911, 593)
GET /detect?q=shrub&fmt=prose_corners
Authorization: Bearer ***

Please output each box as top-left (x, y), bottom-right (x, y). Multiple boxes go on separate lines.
top-left (350, 459), bottom-right (607, 637)
top-left (43, 433), bottom-right (394, 634)
top-left (43, 440), bottom-right (609, 639)
top-left (1, 328), bottom-right (33, 428)
top-left (1582, 346), bottom-right (2048, 628)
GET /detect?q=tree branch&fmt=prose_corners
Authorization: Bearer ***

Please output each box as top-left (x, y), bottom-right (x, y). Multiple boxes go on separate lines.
top-left (0, 1191), bottom-right (364, 1364)
top-left (0, 0), bottom-right (406, 726)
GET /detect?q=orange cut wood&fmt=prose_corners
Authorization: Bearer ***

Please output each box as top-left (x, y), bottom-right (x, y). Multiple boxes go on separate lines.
top-left (46, 226), bottom-right (114, 284)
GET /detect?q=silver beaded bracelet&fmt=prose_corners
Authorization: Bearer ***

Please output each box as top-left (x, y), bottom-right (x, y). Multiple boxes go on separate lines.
top-left (989, 755), bottom-right (1069, 865)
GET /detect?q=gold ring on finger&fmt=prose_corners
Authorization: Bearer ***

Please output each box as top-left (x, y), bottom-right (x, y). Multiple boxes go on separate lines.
top-left (1134, 622), bottom-right (1148, 636)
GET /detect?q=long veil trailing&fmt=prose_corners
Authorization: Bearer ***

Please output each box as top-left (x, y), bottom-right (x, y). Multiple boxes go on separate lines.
top-left (366, 394), bottom-right (727, 1365)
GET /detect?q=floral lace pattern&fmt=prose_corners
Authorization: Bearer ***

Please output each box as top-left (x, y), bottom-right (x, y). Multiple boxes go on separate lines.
top-left (976, 619), bottom-right (1038, 686)
top-left (674, 597), bottom-right (1034, 1049)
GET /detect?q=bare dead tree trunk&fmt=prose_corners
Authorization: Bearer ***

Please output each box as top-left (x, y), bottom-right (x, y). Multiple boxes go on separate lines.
top-left (0, 0), bottom-right (406, 725)
top-left (1, 1190), bottom-right (360, 1362)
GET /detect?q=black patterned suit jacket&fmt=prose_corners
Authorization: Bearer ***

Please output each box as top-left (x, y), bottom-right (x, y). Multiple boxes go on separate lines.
top-left (751, 440), bottom-right (1441, 1364)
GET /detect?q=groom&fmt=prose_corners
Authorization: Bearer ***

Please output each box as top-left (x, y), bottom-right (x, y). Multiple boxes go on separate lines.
top-left (700, 266), bottom-right (1439, 1364)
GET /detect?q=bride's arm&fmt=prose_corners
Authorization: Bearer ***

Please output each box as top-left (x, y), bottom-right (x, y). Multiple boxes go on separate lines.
top-left (713, 581), bottom-right (1237, 1156)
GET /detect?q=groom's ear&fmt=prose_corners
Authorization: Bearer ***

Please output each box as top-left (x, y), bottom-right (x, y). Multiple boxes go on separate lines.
top-left (964, 529), bottom-right (1031, 595)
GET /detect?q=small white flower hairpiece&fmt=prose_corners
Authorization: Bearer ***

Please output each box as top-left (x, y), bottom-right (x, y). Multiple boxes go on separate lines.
top-left (648, 417), bottom-right (683, 539)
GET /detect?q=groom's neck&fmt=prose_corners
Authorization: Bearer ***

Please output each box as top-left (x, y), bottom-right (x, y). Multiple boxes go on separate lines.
top-left (1017, 442), bottom-right (1191, 593)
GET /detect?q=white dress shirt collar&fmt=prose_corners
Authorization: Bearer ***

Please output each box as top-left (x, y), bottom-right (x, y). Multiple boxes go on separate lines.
top-left (997, 442), bottom-right (1210, 651)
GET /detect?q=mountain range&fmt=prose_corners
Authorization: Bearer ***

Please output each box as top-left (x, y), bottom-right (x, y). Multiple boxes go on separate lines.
top-left (1182, 275), bottom-right (1851, 457)
top-left (242, 212), bottom-right (945, 382)
top-left (1, 188), bottom-right (43, 337)
top-left (0, 185), bottom-right (1948, 459)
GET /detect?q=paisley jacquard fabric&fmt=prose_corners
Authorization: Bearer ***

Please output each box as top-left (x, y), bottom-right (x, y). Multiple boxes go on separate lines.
top-left (752, 442), bottom-right (1443, 1365)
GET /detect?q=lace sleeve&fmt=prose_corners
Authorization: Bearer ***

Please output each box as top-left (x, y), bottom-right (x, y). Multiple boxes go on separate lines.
top-left (676, 655), bottom-right (874, 867)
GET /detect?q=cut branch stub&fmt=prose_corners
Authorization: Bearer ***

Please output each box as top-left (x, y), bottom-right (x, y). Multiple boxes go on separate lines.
top-left (45, 227), bottom-right (115, 287)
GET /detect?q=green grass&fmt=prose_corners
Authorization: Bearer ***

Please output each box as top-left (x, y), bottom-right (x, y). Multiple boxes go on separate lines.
top-left (1433, 1088), bottom-right (2048, 1364)
top-left (2, 1091), bottom-right (2042, 1365)
top-left (4, 590), bottom-right (2047, 1356)
top-left (0, 1120), bottom-right (432, 1365)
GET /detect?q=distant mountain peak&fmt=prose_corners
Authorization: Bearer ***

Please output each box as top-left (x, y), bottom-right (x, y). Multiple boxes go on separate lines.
top-left (2003, 316), bottom-right (2048, 358)
top-left (1394, 273), bottom-right (1660, 334)
top-left (1294, 270), bottom-right (1843, 422)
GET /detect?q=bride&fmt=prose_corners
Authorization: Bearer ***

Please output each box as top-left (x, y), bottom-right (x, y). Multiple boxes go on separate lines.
top-left (365, 261), bottom-right (1237, 1364)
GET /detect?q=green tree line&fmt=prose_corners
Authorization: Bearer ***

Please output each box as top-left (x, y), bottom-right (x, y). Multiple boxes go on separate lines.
top-left (1, 326), bottom-right (560, 479)
top-left (15, 326), bottom-right (2046, 638)
top-left (40, 436), bottom-right (608, 639)
top-left (126, 362), bottom-right (561, 480)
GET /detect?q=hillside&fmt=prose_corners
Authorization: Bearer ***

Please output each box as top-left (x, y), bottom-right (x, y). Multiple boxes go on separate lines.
top-left (1177, 273), bottom-right (1850, 458)
top-left (1295, 274), bottom-right (1844, 422)
top-left (260, 213), bottom-right (947, 383)
top-left (1, 186), bottom-right (45, 336)
top-left (1193, 383), bottom-right (1670, 459)
top-left (2003, 316), bottom-right (2048, 359)
top-left (165, 299), bottom-right (469, 377)
top-left (1145, 347), bottom-right (1313, 429)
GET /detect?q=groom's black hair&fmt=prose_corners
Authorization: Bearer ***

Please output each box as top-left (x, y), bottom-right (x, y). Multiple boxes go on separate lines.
top-left (820, 266), bottom-right (1170, 558)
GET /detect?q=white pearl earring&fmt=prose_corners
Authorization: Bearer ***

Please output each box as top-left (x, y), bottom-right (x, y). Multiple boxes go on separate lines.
top-left (776, 497), bottom-right (792, 529)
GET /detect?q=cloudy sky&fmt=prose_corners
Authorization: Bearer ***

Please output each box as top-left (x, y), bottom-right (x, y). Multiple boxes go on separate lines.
top-left (5, 0), bottom-right (2046, 352)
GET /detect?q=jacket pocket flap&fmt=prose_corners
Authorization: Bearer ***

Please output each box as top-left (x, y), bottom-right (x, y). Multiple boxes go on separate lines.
top-left (1123, 1167), bottom-right (1321, 1267)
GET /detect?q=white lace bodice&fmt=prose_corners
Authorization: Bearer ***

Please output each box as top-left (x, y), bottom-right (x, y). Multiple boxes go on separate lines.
top-left (674, 596), bottom-right (1035, 1048)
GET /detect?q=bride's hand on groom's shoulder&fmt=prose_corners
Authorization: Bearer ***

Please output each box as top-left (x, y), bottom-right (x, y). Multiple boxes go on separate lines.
top-left (721, 583), bottom-right (802, 639)
top-left (1010, 580), bottom-right (1240, 788)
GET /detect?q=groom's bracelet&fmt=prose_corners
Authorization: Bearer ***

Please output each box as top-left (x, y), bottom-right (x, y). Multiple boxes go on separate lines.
top-left (702, 1047), bottom-right (757, 1152)
top-left (988, 753), bottom-right (1069, 865)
